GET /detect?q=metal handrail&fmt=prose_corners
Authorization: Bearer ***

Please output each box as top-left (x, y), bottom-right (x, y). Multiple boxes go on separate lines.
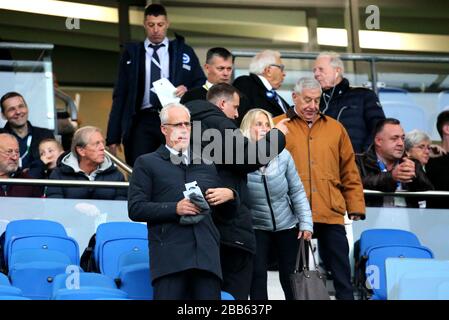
top-left (231, 51), bottom-right (449, 94)
top-left (231, 51), bottom-right (449, 63)
top-left (0, 42), bottom-right (54, 51)
top-left (0, 178), bottom-right (128, 188)
top-left (105, 150), bottom-right (132, 174)
top-left (2, 178), bottom-right (449, 198)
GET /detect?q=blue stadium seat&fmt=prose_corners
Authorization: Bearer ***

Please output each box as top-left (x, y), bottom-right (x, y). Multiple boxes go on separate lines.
top-left (53, 287), bottom-right (129, 300)
top-left (4, 220), bottom-right (70, 269)
top-left (94, 222), bottom-right (148, 277)
top-left (381, 101), bottom-right (427, 133)
top-left (221, 291), bottom-right (235, 300)
top-left (51, 270), bottom-right (128, 300)
top-left (9, 261), bottom-right (71, 299)
top-left (94, 223), bottom-right (152, 300)
top-left (365, 245), bottom-right (433, 300)
top-left (359, 229), bottom-right (421, 260)
top-left (0, 272), bottom-right (23, 297)
top-left (386, 258), bottom-right (449, 300)
top-left (0, 295), bottom-right (31, 300)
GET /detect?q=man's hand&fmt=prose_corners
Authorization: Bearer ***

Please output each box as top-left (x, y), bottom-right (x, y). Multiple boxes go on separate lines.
top-left (108, 144), bottom-right (122, 156)
top-left (205, 188), bottom-right (234, 206)
top-left (176, 198), bottom-right (200, 216)
top-left (175, 85), bottom-right (188, 97)
top-left (391, 157), bottom-right (416, 183)
top-left (274, 118), bottom-right (290, 136)
top-left (298, 230), bottom-right (313, 240)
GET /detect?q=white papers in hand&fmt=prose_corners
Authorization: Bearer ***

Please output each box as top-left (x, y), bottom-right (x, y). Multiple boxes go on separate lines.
top-left (152, 78), bottom-right (180, 106)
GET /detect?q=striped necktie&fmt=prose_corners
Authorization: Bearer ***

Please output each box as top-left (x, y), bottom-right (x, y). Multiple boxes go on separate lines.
top-left (149, 43), bottom-right (165, 107)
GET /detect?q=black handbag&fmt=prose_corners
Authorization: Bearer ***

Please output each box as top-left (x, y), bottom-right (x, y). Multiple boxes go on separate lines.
top-left (289, 238), bottom-right (331, 300)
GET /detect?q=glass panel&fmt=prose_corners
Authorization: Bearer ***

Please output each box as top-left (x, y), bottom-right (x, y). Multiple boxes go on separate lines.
top-left (0, 60), bottom-right (55, 130)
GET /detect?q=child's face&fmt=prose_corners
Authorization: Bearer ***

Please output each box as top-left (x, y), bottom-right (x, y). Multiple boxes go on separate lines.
top-left (39, 142), bottom-right (63, 168)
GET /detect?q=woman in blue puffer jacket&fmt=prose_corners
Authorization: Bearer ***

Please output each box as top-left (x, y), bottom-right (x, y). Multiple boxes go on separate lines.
top-left (240, 108), bottom-right (313, 300)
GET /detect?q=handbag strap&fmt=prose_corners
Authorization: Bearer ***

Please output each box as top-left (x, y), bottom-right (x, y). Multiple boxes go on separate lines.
top-left (295, 238), bottom-right (320, 271)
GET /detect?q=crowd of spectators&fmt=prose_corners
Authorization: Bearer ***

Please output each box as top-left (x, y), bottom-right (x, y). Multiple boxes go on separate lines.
top-left (2, 3), bottom-right (449, 301)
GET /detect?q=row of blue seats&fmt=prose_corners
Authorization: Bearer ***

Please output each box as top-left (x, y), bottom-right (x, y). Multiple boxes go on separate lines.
top-left (0, 219), bottom-right (235, 300)
top-left (355, 228), bottom-right (449, 300)
top-left (1, 220), bottom-right (152, 300)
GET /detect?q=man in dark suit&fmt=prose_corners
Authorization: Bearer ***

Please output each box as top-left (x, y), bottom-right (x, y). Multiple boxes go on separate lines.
top-left (128, 103), bottom-right (238, 300)
top-left (186, 83), bottom-right (289, 299)
top-left (1, 92), bottom-right (54, 176)
top-left (106, 4), bottom-right (205, 166)
top-left (233, 50), bottom-right (289, 125)
top-left (181, 47), bottom-right (233, 104)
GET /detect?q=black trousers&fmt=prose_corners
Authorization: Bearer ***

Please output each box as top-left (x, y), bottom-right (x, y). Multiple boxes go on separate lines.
top-left (124, 109), bottom-right (164, 166)
top-left (220, 246), bottom-right (254, 300)
top-left (153, 269), bottom-right (221, 300)
top-left (250, 228), bottom-right (299, 300)
top-left (313, 223), bottom-right (354, 300)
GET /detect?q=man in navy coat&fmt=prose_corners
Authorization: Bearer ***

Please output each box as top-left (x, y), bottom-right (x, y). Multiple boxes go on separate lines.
top-left (106, 4), bottom-right (205, 166)
top-left (128, 103), bottom-right (238, 300)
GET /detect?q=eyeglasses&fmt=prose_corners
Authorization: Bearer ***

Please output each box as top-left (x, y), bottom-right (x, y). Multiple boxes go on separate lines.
top-left (269, 64), bottom-right (285, 72)
top-left (0, 149), bottom-right (20, 157)
top-left (163, 122), bottom-right (192, 128)
top-left (413, 144), bottom-right (431, 151)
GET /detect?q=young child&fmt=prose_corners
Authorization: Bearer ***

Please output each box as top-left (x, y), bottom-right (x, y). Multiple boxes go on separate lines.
top-left (39, 138), bottom-right (64, 174)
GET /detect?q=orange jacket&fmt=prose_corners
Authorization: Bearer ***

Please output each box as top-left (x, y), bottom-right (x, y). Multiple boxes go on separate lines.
top-left (274, 109), bottom-right (365, 225)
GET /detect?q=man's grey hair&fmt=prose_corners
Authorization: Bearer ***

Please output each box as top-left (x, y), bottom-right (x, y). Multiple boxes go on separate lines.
top-left (249, 50), bottom-right (281, 75)
top-left (405, 129), bottom-right (431, 152)
top-left (293, 77), bottom-right (322, 95)
top-left (159, 103), bottom-right (191, 125)
top-left (71, 126), bottom-right (102, 159)
top-left (317, 51), bottom-right (345, 75)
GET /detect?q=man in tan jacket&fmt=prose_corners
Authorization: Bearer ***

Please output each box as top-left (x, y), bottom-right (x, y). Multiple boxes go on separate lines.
top-left (274, 77), bottom-right (365, 300)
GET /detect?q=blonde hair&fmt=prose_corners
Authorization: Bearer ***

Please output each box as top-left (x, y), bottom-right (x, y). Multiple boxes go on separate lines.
top-left (240, 108), bottom-right (274, 142)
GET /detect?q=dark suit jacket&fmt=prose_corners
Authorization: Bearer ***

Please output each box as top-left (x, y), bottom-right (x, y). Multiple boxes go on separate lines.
top-left (180, 86), bottom-right (207, 104)
top-left (233, 73), bottom-right (290, 125)
top-left (186, 100), bottom-right (286, 254)
top-left (106, 35), bottom-right (206, 146)
top-left (128, 145), bottom-right (238, 282)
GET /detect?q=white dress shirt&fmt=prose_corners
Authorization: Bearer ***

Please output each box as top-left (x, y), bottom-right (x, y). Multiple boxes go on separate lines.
top-left (142, 37), bottom-right (170, 109)
top-left (257, 75), bottom-right (287, 113)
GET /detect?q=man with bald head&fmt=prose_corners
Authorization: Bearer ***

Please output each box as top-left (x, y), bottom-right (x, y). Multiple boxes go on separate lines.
top-left (0, 133), bottom-right (42, 197)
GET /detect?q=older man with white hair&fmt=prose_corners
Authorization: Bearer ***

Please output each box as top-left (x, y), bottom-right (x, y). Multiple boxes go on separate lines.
top-left (128, 103), bottom-right (238, 300)
top-left (233, 50), bottom-right (290, 124)
top-left (46, 126), bottom-right (127, 200)
top-left (274, 77), bottom-right (365, 300)
top-left (313, 51), bottom-right (385, 153)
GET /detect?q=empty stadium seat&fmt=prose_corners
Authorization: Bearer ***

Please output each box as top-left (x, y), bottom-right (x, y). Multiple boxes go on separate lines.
top-left (386, 258), bottom-right (449, 300)
top-left (381, 101), bottom-right (427, 133)
top-left (51, 270), bottom-right (128, 300)
top-left (94, 222), bottom-right (148, 276)
top-left (4, 220), bottom-right (80, 299)
top-left (365, 245), bottom-right (433, 300)
top-left (115, 251), bottom-right (152, 300)
top-left (358, 229), bottom-right (422, 260)
top-left (4, 220), bottom-right (70, 269)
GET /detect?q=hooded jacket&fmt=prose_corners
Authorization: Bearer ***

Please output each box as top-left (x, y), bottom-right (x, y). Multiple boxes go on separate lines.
top-left (46, 152), bottom-right (127, 200)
